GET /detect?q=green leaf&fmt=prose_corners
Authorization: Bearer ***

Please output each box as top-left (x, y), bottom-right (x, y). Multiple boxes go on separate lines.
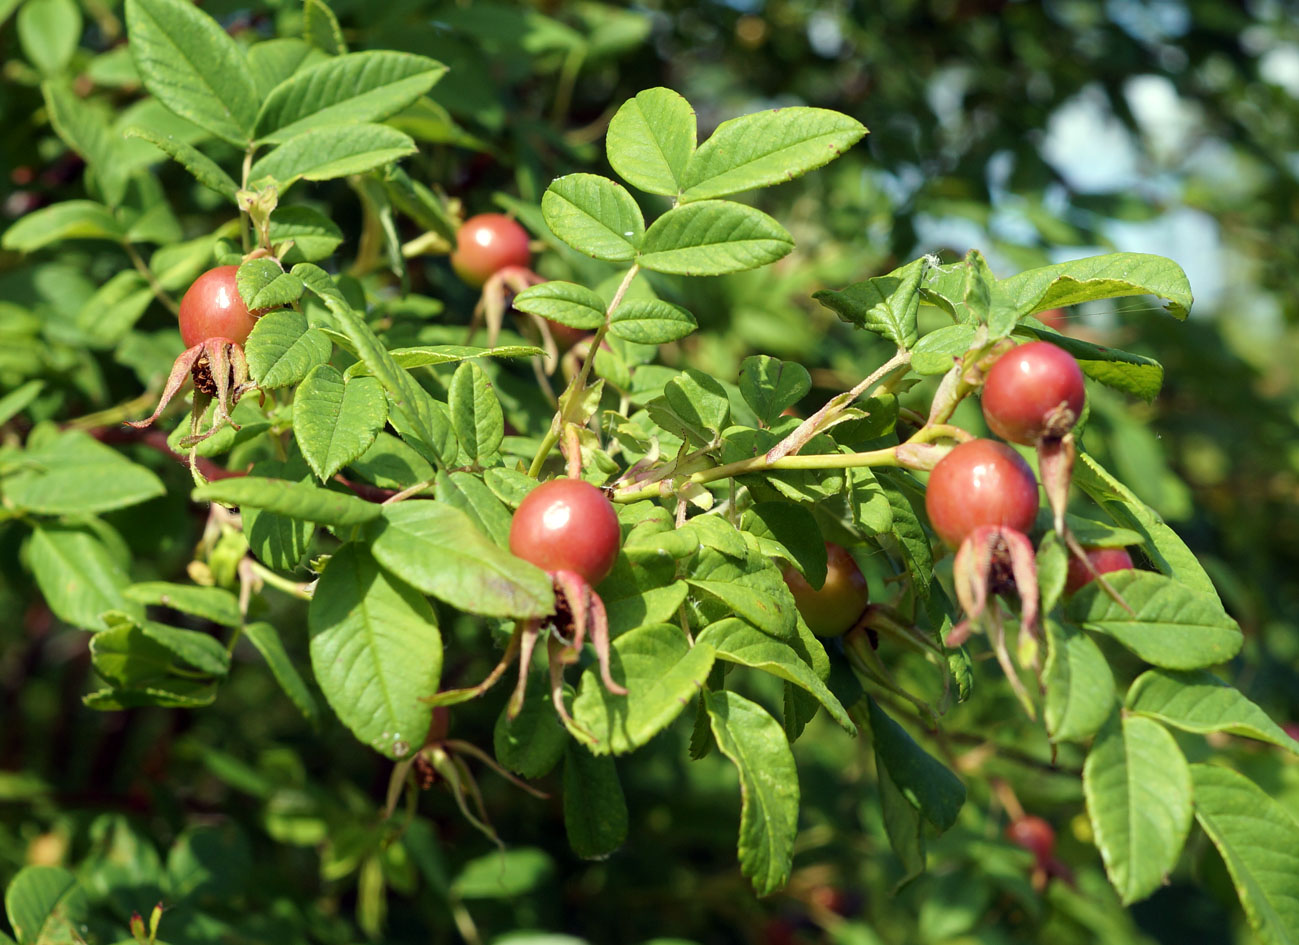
top-left (911, 324), bottom-right (978, 375)
top-left (448, 361), bottom-right (504, 465)
top-left (40, 80), bottom-right (128, 206)
top-left (124, 581), bottom-right (241, 627)
top-left (18, 0), bottom-right (81, 75)
top-left (876, 731), bottom-right (927, 889)
top-left (541, 173), bottom-right (645, 262)
top-left (243, 308), bottom-right (333, 388)
top-left (1065, 571), bottom-right (1242, 670)
top-left (665, 369), bottom-right (730, 439)
top-left (494, 673), bottom-right (567, 778)
top-left (1191, 763), bottom-right (1299, 945)
top-left (1084, 715), bottom-right (1193, 904)
top-left (302, 0), bottom-right (346, 54)
top-left (165, 824), bottom-right (253, 900)
top-left (451, 848), bottom-right (554, 900)
top-left (743, 502), bottom-right (826, 586)
top-left (1073, 452), bottom-right (1218, 599)
top-left (1, 201), bottom-right (124, 251)
top-left (366, 501), bottom-right (553, 618)
top-left (1043, 619), bottom-right (1114, 743)
top-left (608, 299), bottom-right (697, 344)
top-left (349, 433), bottom-right (435, 491)
top-left (125, 0), bottom-right (260, 145)
top-left (371, 345), bottom-right (544, 372)
top-left (435, 471), bottom-right (512, 547)
top-left (243, 621), bottom-right (320, 724)
top-left (250, 123), bottom-right (417, 186)
top-left (298, 264), bottom-right (455, 464)
top-left (604, 583), bottom-right (689, 636)
top-left (637, 200), bottom-right (792, 276)
top-left (0, 380), bottom-right (43, 427)
top-left (737, 355), bottom-right (811, 426)
top-left (4, 866), bottom-right (87, 945)
top-left (513, 281), bottom-right (607, 330)
top-left (605, 87), bottom-right (696, 196)
top-left (123, 125), bottom-right (239, 200)
top-left (239, 458), bottom-right (314, 572)
top-left (5, 430), bottom-right (164, 515)
top-left (294, 365), bottom-right (388, 481)
top-left (999, 252), bottom-right (1193, 321)
top-left (866, 698), bottom-right (965, 832)
top-left (236, 257), bottom-right (303, 311)
top-left (679, 107), bottom-right (866, 202)
top-left (247, 38), bottom-right (327, 98)
top-left (686, 544), bottom-right (797, 639)
top-left (570, 623), bottom-right (716, 755)
top-left (83, 679), bottom-right (216, 710)
top-left (89, 621), bottom-right (176, 688)
top-left (705, 689), bottom-right (799, 896)
top-left (697, 618), bottom-right (854, 734)
top-left (563, 744), bottom-right (628, 860)
top-left (1127, 669), bottom-right (1299, 754)
top-left (135, 618), bottom-right (231, 676)
top-left (308, 543), bottom-right (439, 759)
top-left (268, 205), bottom-right (345, 263)
top-left (876, 469), bottom-right (934, 595)
top-left (1040, 531), bottom-right (1070, 616)
top-left (193, 476), bottom-right (381, 526)
top-left (254, 51), bottom-right (446, 143)
top-left (27, 524), bottom-right (139, 631)
top-left (814, 257), bottom-right (924, 349)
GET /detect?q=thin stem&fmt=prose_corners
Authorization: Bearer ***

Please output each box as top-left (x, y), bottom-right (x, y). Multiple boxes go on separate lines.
top-left (766, 348), bottom-right (911, 463)
top-left (240, 146), bottom-right (255, 252)
top-left (613, 445), bottom-right (904, 503)
top-left (575, 264), bottom-right (638, 393)
top-left (382, 477), bottom-right (437, 505)
top-left (908, 423), bottom-right (975, 445)
top-left (528, 265), bottom-right (639, 478)
top-left (124, 242), bottom-right (179, 315)
top-left (247, 560), bottom-right (314, 600)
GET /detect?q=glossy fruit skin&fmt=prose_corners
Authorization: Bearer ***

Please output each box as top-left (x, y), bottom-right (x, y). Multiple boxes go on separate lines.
top-left (782, 543), bottom-right (869, 637)
top-left (981, 341), bottom-right (1086, 444)
top-left (509, 479), bottom-right (621, 586)
top-left (1006, 815), bottom-right (1056, 861)
top-left (925, 439), bottom-right (1039, 547)
top-left (451, 213), bottom-right (531, 286)
top-left (178, 265), bottom-right (257, 347)
top-left (1065, 546), bottom-right (1134, 594)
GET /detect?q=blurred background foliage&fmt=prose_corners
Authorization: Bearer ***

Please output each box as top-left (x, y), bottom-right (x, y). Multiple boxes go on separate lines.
top-left (2, 0), bottom-right (1298, 943)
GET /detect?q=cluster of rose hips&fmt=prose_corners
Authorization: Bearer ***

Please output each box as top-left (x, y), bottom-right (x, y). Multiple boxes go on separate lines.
top-left (153, 213), bottom-right (1133, 747)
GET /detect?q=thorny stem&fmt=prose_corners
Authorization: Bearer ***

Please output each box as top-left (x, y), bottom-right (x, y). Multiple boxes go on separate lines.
top-left (124, 242), bottom-right (179, 316)
top-left (766, 347), bottom-right (911, 463)
top-left (528, 264), bottom-right (640, 478)
top-left (613, 445), bottom-right (906, 503)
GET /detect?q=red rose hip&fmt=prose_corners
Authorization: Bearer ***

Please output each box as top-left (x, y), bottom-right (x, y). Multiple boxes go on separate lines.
top-left (1065, 546), bottom-right (1134, 594)
top-left (451, 213), bottom-right (531, 287)
top-left (179, 265), bottom-right (258, 347)
top-left (782, 543), bottom-right (870, 638)
top-left (509, 479), bottom-right (621, 586)
top-left (1006, 815), bottom-right (1056, 862)
top-left (925, 439), bottom-right (1039, 547)
top-left (981, 341), bottom-right (1086, 444)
